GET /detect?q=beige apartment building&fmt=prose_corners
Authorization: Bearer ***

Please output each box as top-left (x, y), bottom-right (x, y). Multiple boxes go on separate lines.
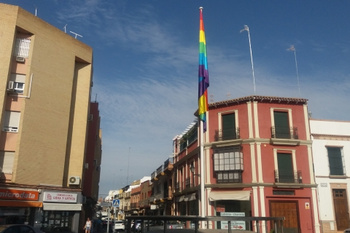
top-left (0, 3), bottom-right (93, 232)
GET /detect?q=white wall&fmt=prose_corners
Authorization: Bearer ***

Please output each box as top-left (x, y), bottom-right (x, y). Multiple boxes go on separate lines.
top-left (310, 119), bottom-right (350, 222)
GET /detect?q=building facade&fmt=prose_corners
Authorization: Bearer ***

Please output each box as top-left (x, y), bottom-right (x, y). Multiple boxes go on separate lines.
top-left (310, 119), bottom-right (350, 233)
top-left (83, 102), bottom-right (102, 219)
top-left (173, 96), bottom-right (320, 233)
top-left (0, 3), bottom-right (93, 232)
top-left (150, 159), bottom-right (174, 215)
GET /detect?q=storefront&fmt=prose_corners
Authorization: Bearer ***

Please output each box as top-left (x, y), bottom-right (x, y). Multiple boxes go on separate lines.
top-left (39, 191), bottom-right (82, 233)
top-left (209, 190), bottom-right (251, 230)
top-left (0, 188), bottom-right (41, 225)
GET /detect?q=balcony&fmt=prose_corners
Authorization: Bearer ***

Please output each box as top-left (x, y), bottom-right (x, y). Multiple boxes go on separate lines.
top-left (271, 126), bottom-right (298, 139)
top-left (274, 170), bottom-right (302, 184)
top-left (151, 158), bottom-right (173, 180)
top-left (214, 128), bottom-right (240, 141)
top-left (270, 127), bottom-right (299, 146)
top-left (185, 178), bottom-right (190, 188)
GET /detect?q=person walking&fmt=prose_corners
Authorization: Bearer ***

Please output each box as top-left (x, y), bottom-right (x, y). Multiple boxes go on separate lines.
top-left (84, 217), bottom-right (92, 233)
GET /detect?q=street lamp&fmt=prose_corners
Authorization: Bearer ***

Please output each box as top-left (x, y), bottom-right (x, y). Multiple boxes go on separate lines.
top-left (190, 164), bottom-right (200, 176)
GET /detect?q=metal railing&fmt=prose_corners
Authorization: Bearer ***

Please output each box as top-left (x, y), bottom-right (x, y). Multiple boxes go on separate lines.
top-left (271, 127), bottom-right (298, 139)
top-left (214, 128), bottom-right (240, 141)
top-left (126, 215), bottom-right (284, 233)
top-left (274, 170), bottom-right (302, 183)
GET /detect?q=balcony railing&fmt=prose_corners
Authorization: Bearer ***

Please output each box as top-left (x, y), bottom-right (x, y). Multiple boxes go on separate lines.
top-left (215, 128), bottom-right (240, 141)
top-left (271, 127), bottom-right (298, 139)
top-left (274, 170), bottom-right (302, 183)
top-left (151, 159), bottom-right (173, 180)
top-left (185, 178), bottom-right (190, 188)
top-left (151, 171), bottom-right (156, 180)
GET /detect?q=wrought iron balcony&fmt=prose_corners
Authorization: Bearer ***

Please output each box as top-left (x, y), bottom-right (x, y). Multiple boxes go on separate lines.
top-left (214, 128), bottom-right (240, 141)
top-left (274, 170), bottom-right (302, 183)
top-left (271, 126), bottom-right (298, 139)
top-left (185, 178), bottom-right (190, 188)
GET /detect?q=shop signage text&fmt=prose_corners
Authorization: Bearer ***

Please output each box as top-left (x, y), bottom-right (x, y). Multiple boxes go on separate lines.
top-left (43, 192), bottom-right (77, 203)
top-left (0, 189), bottom-right (39, 201)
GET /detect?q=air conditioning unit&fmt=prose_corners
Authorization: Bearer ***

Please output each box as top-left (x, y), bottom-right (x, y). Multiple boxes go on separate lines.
top-left (69, 176), bottom-right (80, 185)
top-left (16, 56), bottom-right (25, 63)
top-left (7, 81), bottom-right (14, 91)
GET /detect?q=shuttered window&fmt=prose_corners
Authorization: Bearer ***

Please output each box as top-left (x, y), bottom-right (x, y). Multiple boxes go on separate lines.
top-left (0, 151), bottom-right (15, 174)
top-left (274, 111), bottom-right (290, 138)
top-left (222, 113), bottom-right (236, 140)
top-left (3, 111), bottom-right (21, 132)
top-left (327, 147), bottom-right (344, 176)
top-left (277, 152), bottom-right (294, 183)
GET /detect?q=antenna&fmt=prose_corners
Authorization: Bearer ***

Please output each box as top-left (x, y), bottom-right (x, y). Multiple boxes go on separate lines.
top-left (63, 24), bottom-right (68, 33)
top-left (288, 45), bottom-right (301, 96)
top-left (69, 31), bottom-right (83, 39)
top-left (240, 25), bottom-right (256, 94)
top-left (127, 147), bottom-right (130, 185)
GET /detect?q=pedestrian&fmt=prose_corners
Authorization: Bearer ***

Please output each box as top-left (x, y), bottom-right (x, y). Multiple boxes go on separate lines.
top-left (84, 217), bottom-right (92, 233)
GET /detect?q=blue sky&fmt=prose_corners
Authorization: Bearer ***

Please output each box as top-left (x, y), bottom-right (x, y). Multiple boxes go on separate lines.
top-left (2, 0), bottom-right (350, 196)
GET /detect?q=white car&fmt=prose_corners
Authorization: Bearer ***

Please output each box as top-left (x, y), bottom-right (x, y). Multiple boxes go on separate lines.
top-left (114, 220), bottom-right (125, 232)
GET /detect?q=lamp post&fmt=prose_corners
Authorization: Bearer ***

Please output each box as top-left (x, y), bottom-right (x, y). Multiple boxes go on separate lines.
top-left (190, 164), bottom-right (200, 176)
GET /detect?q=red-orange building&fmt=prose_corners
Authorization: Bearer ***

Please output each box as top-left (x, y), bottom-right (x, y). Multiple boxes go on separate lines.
top-left (82, 102), bottom-right (102, 218)
top-left (173, 95), bottom-right (320, 233)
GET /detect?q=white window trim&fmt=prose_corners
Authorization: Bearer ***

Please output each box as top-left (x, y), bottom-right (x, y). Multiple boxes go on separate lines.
top-left (273, 148), bottom-right (297, 177)
top-left (217, 110), bottom-right (239, 140)
top-left (270, 108), bottom-right (293, 129)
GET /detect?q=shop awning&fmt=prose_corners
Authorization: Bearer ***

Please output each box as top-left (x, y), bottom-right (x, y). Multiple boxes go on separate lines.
top-left (43, 203), bottom-right (82, 211)
top-left (209, 191), bottom-right (250, 201)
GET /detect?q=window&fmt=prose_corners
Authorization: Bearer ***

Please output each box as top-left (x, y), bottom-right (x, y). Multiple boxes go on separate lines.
top-left (14, 38), bottom-right (31, 58)
top-left (222, 113), bottom-right (237, 140)
top-left (179, 139), bottom-right (187, 151)
top-left (187, 128), bottom-right (198, 145)
top-left (41, 211), bottom-right (73, 233)
top-left (2, 111), bottom-right (20, 132)
top-left (213, 147), bottom-right (243, 183)
top-left (0, 151), bottom-right (15, 174)
top-left (327, 147), bottom-right (344, 176)
top-left (276, 152), bottom-right (294, 183)
top-left (10, 74), bottom-right (26, 94)
top-left (273, 111), bottom-right (290, 138)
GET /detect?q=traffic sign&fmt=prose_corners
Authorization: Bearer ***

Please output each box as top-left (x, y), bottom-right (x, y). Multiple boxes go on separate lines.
top-left (112, 199), bottom-right (120, 207)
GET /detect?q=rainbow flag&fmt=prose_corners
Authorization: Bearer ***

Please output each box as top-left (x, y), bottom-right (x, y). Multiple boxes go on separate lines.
top-left (198, 7), bottom-right (209, 132)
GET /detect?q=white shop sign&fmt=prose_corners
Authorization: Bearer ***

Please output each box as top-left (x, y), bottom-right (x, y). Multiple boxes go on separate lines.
top-left (220, 212), bottom-right (246, 230)
top-left (43, 192), bottom-right (78, 203)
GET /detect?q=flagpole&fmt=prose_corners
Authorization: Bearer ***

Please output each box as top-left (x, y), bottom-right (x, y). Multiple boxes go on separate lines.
top-left (198, 6), bottom-right (207, 228)
top-left (200, 119), bottom-right (206, 223)
top-left (288, 45), bottom-right (301, 96)
top-left (240, 25), bottom-right (256, 94)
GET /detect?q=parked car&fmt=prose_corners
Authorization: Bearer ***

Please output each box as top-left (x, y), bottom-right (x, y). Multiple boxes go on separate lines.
top-left (0, 225), bottom-right (44, 233)
top-left (114, 220), bottom-right (125, 232)
top-left (166, 221), bottom-right (184, 230)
